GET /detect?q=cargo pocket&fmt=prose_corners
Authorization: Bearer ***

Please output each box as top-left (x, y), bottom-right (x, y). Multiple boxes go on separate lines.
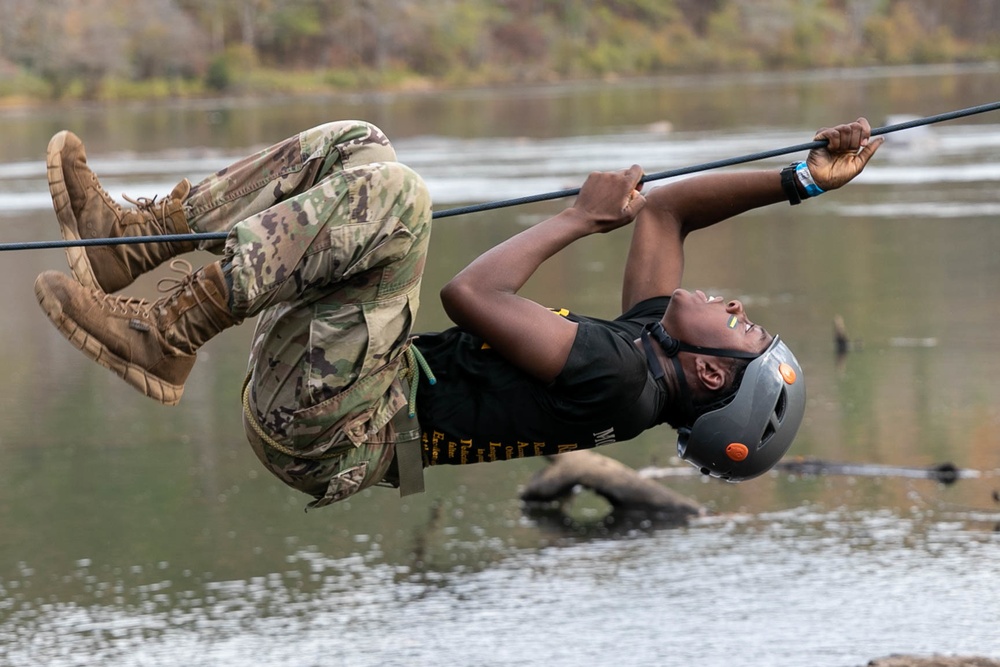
top-left (306, 462), bottom-right (369, 510)
top-left (300, 302), bottom-right (370, 409)
top-left (358, 292), bottom-right (414, 380)
top-left (288, 397), bottom-right (374, 459)
top-left (288, 343), bottom-right (409, 460)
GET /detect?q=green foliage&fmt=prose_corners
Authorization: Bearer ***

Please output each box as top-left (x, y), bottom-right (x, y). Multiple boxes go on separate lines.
top-left (698, 3), bottom-right (763, 71)
top-left (0, 68), bottom-right (49, 103)
top-left (0, 0), bottom-right (995, 103)
top-left (782, 3), bottom-right (854, 69)
top-left (863, 3), bottom-right (961, 65)
top-left (205, 57), bottom-right (231, 92)
top-left (98, 75), bottom-right (205, 101)
top-left (205, 45), bottom-right (257, 92)
top-left (258, 3), bottom-right (325, 66)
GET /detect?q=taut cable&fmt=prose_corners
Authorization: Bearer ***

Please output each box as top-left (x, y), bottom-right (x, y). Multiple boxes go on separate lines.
top-left (3, 99), bottom-right (998, 252)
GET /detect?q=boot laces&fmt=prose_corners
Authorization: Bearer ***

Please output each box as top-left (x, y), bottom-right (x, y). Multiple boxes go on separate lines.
top-left (156, 258), bottom-right (195, 294)
top-left (90, 262), bottom-right (190, 318)
top-left (92, 260), bottom-right (193, 318)
top-left (98, 291), bottom-right (151, 317)
top-left (154, 258), bottom-right (202, 316)
top-left (123, 192), bottom-right (173, 231)
top-left (155, 258), bottom-right (230, 328)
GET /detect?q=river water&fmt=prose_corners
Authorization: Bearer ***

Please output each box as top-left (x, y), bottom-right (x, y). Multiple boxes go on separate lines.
top-left (1, 65), bottom-right (999, 666)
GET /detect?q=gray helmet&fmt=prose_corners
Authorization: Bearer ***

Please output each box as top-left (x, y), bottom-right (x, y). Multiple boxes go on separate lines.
top-left (676, 336), bottom-right (805, 481)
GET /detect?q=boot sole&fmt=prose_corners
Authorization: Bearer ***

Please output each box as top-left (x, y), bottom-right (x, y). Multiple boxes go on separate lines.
top-left (35, 274), bottom-right (185, 406)
top-left (47, 131), bottom-right (100, 291)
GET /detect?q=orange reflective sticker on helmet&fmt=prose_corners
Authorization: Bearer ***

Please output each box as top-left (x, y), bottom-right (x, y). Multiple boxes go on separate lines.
top-left (726, 443), bottom-right (749, 461)
top-left (779, 363), bottom-right (797, 384)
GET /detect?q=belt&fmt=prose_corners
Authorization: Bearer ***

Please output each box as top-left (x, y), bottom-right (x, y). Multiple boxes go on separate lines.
top-left (385, 374), bottom-right (425, 497)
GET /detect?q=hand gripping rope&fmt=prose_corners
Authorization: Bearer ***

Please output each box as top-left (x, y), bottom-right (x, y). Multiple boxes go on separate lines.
top-left (2, 100), bottom-right (998, 253)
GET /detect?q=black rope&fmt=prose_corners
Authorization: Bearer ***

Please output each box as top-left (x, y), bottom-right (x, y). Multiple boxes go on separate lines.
top-left (3, 99), bottom-right (999, 252)
top-left (435, 99), bottom-right (1000, 218)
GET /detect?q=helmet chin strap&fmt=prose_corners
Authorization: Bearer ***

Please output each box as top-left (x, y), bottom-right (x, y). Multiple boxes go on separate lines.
top-left (641, 321), bottom-right (764, 429)
top-left (640, 323), bottom-right (683, 382)
top-left (640, 321), bottom-right (761, 382)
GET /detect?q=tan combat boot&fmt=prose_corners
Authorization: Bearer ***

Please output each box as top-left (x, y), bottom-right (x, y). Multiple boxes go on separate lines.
top-left (47, 130), bottom-right (196, 293)
top-left (34, 261), bottom-right (241, 406)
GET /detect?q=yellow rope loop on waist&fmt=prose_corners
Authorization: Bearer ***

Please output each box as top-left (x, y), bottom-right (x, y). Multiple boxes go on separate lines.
top-left (241, 374), bottom-right (343, 460)
top-left (404, 344), bottom-right (436, 418)
top-left (242, 346), bottom-right (435, 459)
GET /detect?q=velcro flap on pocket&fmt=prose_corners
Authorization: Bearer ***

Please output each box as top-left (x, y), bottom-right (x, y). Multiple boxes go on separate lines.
top-left (306, 462), bottom-right (369, 510)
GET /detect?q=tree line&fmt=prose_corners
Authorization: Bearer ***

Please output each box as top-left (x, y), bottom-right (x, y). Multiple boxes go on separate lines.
top-left (0, 0), bottom-right (997, 102)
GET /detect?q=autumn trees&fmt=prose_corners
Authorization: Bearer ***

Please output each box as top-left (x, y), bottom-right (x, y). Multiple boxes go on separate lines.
top-left (0, 0), bottom-right (996, 102)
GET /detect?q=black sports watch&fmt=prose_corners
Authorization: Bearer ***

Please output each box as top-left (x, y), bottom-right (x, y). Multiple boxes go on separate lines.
top-left (780, 163), bottom-right (802, 205)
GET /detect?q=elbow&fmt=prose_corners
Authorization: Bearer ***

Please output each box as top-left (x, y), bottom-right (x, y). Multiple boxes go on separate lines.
top-left (439, 275), bottom-right (478, 325)
top-left (636, 209), bottom-right (686, 242)
top-left (657, 210), bottom-right (688, 240)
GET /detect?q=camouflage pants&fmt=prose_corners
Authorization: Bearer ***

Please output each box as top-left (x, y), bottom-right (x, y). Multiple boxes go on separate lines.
top-left (184, 121), bottom-right (432, 508)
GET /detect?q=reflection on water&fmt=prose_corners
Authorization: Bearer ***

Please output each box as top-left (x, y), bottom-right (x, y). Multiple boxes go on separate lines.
top-left (1, 66), bottom-right (999, 666)
top-left (3, 120), bottom-right (1000, 215)
top-left (3, 501), bottom-right (999, 667)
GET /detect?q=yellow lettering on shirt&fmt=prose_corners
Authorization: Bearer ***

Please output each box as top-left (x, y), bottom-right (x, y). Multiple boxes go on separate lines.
top-left (460, 439), bottom-right (473, 464)
top-left (557, 443), bottom-right (578, 454)
top-left (430, 431), bottom-right (445, 465)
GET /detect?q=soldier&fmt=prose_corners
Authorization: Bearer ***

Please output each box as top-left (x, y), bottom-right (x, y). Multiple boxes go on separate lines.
top-left (35, 118), bottom-right (881, 508)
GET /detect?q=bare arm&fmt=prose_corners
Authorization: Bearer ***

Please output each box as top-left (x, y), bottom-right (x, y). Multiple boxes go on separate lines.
top-left (440, 166), bottom-right (646, 384)
top-left (620, 118), bottom-right (885, 311)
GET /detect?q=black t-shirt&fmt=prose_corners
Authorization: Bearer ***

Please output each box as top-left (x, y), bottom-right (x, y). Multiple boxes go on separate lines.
top-left (412, 296), bottom-right (671, 466)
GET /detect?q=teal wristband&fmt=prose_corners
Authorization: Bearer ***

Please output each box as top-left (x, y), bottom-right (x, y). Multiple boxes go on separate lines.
top-left (794, 161), bottom-right (825, 198)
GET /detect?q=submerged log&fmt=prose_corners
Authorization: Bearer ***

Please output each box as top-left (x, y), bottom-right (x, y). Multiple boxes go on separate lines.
top-left (520, 449), bottom-right (707, 523)
top-left (775, 457), bottom-right (963, 485)
top-left (834, 314), bottom-right (863, 354)
top-left (868, 656), bottom-right (1000, 667)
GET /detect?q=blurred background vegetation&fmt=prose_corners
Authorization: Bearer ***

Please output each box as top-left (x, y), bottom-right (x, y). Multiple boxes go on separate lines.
top-left (0, 0), bottom-right (998, 104)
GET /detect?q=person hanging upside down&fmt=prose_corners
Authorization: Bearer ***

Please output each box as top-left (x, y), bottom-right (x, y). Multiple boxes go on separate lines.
top-left (34, 118), bottom-right (883, 508)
